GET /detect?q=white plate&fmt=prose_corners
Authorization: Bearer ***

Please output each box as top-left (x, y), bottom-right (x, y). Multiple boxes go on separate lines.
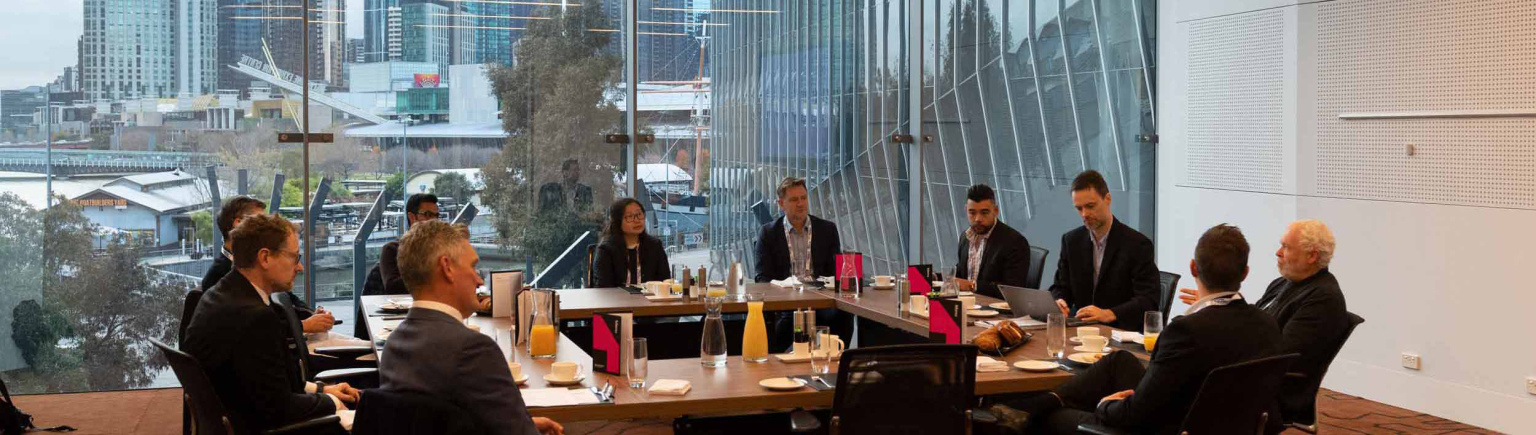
top-left (966, 309), bottom-right (1000, 317)
top-left (644, 294), bottom-right (684, 301)
top-left (1073, 345), bottom-right (1112, 353)
top-left (1067, 352), bottom-right (1108, 365)
top-left (513, 373), bottom-right (529, 385)
top-left (957, 291), bottom-right (975, 296)
top-left (1013, 360), bottom-right (1060, 372)
top-left (542, 374), bottom-right (586, 386)
top-left (758, 377), bottom-right (809, 391)
top-left (988, 302), bottom-right (1010, 311)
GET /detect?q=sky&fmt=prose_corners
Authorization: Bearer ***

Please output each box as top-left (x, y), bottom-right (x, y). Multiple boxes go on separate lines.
top-left (0, 0), bottom-right (366, 90)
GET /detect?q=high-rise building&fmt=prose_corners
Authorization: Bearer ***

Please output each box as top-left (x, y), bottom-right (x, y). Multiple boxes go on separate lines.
top-left (0, 87), bottom-right (48, 133)
top-left (310, 0), bottom-right (347, 88)
top-left (364, 0), bottom-right (400, 63)
top-left (386, 6), bottom-right (404, 61)
top-left (176, 0), bottom-right (218, 97)
top-left (452, 2), bottom-right (527, 66)
top-left (348, 38), bottom-right (366, 64)
top-left (217, 0), bottom-right (304, 93)
top-left (401, 2), bottom-right (453, 75)
top-left (82, 0), bottom-right (178, 100)
top-left (600, 0), bottom-right (705, 82)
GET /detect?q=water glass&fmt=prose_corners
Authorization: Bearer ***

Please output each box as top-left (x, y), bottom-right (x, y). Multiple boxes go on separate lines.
top-left (1143, 312), bottom-right (1164, 352)
top-left (810, 326), bottom-right (833, 374)
top-left (1046, 313), bottom-right (1067, 359)
top-left (630, 338), bottom-right (649, 389)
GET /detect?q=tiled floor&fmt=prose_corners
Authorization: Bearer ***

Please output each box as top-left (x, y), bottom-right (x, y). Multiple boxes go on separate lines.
top-left (10, 388), bottom-right (1499, 434)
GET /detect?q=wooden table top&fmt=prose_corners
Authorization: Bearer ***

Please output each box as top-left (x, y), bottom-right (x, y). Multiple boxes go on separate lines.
top-left (555, 283), bottom-right (838, 318)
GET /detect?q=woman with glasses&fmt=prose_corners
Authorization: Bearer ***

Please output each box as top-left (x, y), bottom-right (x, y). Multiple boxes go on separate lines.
top-left (592, 197), bottom-right (672, 288)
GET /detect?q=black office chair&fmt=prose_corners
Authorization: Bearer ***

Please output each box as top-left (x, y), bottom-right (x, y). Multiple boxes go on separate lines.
top-left (1283, 312), bottom-right (1364, 433)
top-left (355, 265), bottom-right (384, 340)
top-left (179, 289), bottom-right (205, 435)
top-left (273, 293), bottom-right (379, 387)
top-left (1026, 246), bottom-right (1050, 290)
top-left (585, 243), bottom-right (598, 288)
top-left (152, 339), bottom-right (341, 435)
top-left (351, 390), bottom-right (484, 435)
top-left (793, 344), bottom-right (982, 434)
top-left (1079, 353), bottom-right (1300, 435)
top-left (1157, 271), bottom-right (1181, 325)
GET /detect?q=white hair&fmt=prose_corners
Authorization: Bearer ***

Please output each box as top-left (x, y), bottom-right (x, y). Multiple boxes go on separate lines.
top-left (1290, 220), bottom-right (1335, 268)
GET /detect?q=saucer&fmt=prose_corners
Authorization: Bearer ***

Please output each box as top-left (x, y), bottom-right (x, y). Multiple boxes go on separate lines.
top-left (988, 302), bottom-right (1010, 311)
top-left (543, 374), bottom-right (586, 386)
top-left (512, 373), bottom-right (529, 385)
top-left (759, 377), bottom-right (808, 391)
top-left (1067, 352), bottom-right (1108, 365)
top-left (1013, 360), bottom-right (1060, 372)
top-left (1073, 345), bottom-right (1111, 353)
top-left (966, 309), bottom-right (1000, 317)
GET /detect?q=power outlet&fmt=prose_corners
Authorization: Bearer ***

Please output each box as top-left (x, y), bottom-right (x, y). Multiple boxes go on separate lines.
top-left (1401, 353), bottom-right (1421, 370)
top-left (1526, 377), bottom-right (1536, 395)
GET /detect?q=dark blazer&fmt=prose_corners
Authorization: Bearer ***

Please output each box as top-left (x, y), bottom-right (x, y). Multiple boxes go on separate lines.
top-left (1254, 269), bottom-right (1349, 419)
top-left (181, 271), bottom-right (337, 434)
top-left (1097, 297), bottom-right (1283, 433)
top-left (953, 221), bottom-right (1030, 300)
top-left (538, 182), bottom-right (594, 212)
top-left (379, 241), bottom-right (402, 290)
top-left (199, 251), bottom-right (233, 292)
top-left (379, 307), bottom-right (540, 434)
top-left (755, 215), bottom-right (841, 283)
top-left (592, 233), bottom-right (673, 287)
top-left (1048, 218), bottom-right (1160, 330)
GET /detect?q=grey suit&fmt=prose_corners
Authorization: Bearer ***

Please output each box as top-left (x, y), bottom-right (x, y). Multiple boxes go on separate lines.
top-left (379, 308), bottom-right (540, 434)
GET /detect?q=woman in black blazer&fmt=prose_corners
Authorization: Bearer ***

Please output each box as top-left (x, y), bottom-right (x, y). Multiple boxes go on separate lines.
top-left (592, 197), bottom-right (672, 287)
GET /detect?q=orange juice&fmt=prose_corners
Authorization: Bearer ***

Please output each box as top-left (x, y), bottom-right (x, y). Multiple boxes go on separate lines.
top-left (531, 324), bottom-right (557, 358)
top-left (1142, 333), bottom-right (1159, 352)
top-left (742, 301), bottom-right (768, 362)
top-left (707, 287), bottom-right (727, 298)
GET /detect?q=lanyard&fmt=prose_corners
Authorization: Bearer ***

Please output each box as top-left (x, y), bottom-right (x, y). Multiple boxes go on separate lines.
top-left (785, 217), bottom-right (813, 275)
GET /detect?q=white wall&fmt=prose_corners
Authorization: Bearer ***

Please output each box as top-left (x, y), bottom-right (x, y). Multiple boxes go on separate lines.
top-left (1158, 1), bottom-right (1536, 433)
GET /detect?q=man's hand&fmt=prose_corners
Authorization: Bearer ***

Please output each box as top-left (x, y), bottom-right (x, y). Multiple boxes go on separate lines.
top-left (323, 382), bottom-right (361, 404)
top-left (1076, 305), bottom-right (1117, 323)
top-left (477, 294), bottom-right (493, 312)
top-left (954, 278), bottom-right (976, 292)
top-left (533, 417), bottom-right (564, 435)
top-left (1177, 288), bottom-right (1199, 305)
top-left (1055, 299), bottom-right (1070, 315)
top-left (302, 309), bottom-right (336, 334)
top-left (1099, 389), bottom-right (1135, 404)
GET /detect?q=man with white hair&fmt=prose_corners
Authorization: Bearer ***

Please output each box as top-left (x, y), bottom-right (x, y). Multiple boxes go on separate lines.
top-left (1256, 219), bottom-right (1349, 426)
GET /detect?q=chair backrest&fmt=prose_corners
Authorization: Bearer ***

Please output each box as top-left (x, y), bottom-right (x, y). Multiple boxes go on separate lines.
top-left (362, 264), bottom-right (384, 297)
top-left (1180, 353), bottom-right (1299, 435)
top-left (585, 244), bottom-right (598, 288)
top-left (272, 293), bottom-right (314, 380)
top-left (1025, 246), bottom-right (1049, 290)
top-left (152, 339), bottom-right (235, 435)
top-left (352, 390), bottom-right (483, 435)
top-left (832, 344), bottom-right (977, 433)
top-left (179, 289), bottom-right (204, 346)
top-left (1290, 312), bottom-right (1364, 424)
top-left (1157, 271), bottom-right (1181, 324)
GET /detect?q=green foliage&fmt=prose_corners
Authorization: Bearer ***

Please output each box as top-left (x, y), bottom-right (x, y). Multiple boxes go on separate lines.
top-left (384, 171), bottom-right (406, 204)
top-left (431, 171), bottom-right (476, 204)
top-left (191, 210), bottom-right (214, 246)
top-left (280, 178), bottom-right (354, 208)
top-left (11, 300), bottom-right (70, 367)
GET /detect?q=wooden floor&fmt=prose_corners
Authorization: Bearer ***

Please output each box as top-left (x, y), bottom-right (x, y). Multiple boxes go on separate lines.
top-left (10, 388), bottom-right (1499, 434)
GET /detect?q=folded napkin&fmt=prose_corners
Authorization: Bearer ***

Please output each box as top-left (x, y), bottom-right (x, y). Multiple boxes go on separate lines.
top-left (976, 356), bottom-right (1010, 373)
top-left (769, 276), bottom-right (804, 287)
top-left (1111, 330), bottom-right (1144, 344)
top-left (648, 379), bottom-right (692, 396)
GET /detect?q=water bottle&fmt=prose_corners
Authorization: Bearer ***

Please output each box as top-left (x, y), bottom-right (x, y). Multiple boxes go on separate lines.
top-left (700, 295), bottom-right (728, 367)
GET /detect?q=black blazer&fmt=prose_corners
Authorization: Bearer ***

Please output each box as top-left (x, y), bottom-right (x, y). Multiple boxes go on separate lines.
top-left (1048, 218), bottom-right (1160, 330)
top-left (591, 233), bottom-right (672, 287)
top-left (1254, 269), bottom-right (1350, 418)
top-left (201, 251), bottom-right (314, 320)
top-left (755, 215), bottom-right (841, 283)
top-left (953, 221), bottom-right (1030, 300)
top-left (1097, 297), bottom-right (1283, 433)
top-left (181, 271), bottom-right (336, 434)
top-left (379, 308), bottom-right (540, 434)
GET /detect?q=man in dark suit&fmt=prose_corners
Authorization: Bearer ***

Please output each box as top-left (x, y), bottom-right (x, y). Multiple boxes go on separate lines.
top-left (202, 196), bottom-right (336, 334)
top-left (374, 194), bottom-right (488, 318)
top-left (1003, 224), bottom-right (1282, 434)
top-left (1048, 170), bottom-right (1160, 331)
top-left (755, 177), bottom-right (841, 283)
top-left (953, 184), bottom-right (1030, 300)
top-left (1181, 219), bottom-right (1349, 428)
top-left (539, 159), bottom-right (594, 213)
top-left (182, 214), bottom-right (360, 433)
top-left (378, 220), bottom-right (563, 435)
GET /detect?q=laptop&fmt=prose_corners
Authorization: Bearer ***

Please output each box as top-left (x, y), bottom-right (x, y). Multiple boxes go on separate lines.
top-left (997, 284), bottom-right (1093, 328)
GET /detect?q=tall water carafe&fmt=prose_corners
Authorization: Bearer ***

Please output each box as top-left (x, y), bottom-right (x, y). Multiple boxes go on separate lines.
top-left (700, 295), bottom-right (728, 367)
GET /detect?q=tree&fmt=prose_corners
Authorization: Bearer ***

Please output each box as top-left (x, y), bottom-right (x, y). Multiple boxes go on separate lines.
top-left (432, 171), bottom-right (476, 205)
top-left (190, 210), bottom-right (214, 246)
top-left (11, 300), bottom-right (69, 367)
top-left (281, 178), bottom-right (353, 208)
top-left (383, 171), bottom-right (406, 205)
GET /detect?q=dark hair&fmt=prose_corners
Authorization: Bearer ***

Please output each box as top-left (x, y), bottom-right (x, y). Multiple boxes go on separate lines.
top-left (406, 193), bottom-right (438, 214)
top-left (776, 177), bottom-right (807, 199)
top-left (230, 214), bottom-right (295, 269)
top-left (1071, 170), bottom-right (1109, 197)
top-left (217, 196), bottom-right (266, 240)
top-left (966, 184), bottom-right (996, 205)
top-left (562, 159), bottom-right (580, 171)
top-left (604, 197), bottom-right (645, 242)
top-left (1194, 224), bottom-right (1250, 291)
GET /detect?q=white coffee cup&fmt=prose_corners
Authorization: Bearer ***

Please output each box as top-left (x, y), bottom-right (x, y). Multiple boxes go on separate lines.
top-left (910, 295), bottom-right (928, 313)
top-left (1077, 326), bottom-right (1101, 338)
top-left (551, 361), bottom-right (580, 381)
top-left (959, 296), bottom-right (976, 311)
top-left (508, 362), bottom-right (523, 380)
top-left (818, 335), bottom-right (846, 356)
top-left (792, 341), bottom-right (811, 357)
top-left (1082, 335), bottom-right (1109, 351)
top-left (874, 275), bottom-right (894, 287)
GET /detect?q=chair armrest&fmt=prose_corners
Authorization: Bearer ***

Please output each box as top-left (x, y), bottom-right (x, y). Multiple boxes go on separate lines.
top-left (314, 367), bottom-right (378, 383)
top-left (969, 408), bottom-right (998, 425)
top-left (314, 346), bottom-right (374, 359)
top-left (789, 408), bottom-right (822, 433)
top-left (1077, 423), bottom-right (1130, 435)
top-left (264, 415), bottom-right (341, 434)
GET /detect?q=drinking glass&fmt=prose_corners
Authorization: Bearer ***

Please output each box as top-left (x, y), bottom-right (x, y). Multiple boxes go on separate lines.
top-left (1143, 312), bottom-right (1164, 352)
top-left (811, 326), bottom-right (834, 374)
top-left (1046, 313), bottom-right (1067, 359)
top-left (630, 338), bottom-right (649, 388)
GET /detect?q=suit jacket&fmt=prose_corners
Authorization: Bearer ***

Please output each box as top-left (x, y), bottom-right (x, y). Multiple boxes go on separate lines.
top-left (538, 182), bottom-right (594, 212)
top-left (379, 307), bottom-right (540, 434)
top-left (181, 271), bottom-right (336, 434)
top-left (1097, 297), bottom-right (1283, 433)
top-left (755, 215), bottom-right (841, 283)
top-left (592, 233), bottom-right (672, 287)
top-left (379, 241), bottom-right (402, 291)
top-left (201, 251), bottom-right (315, 320)
top-left (953, 221), bottom-right (1030, 300)
top-left (1254, 269), bottom-right (1349, 420)
top-left (1048, 218), bottom-right (1160, 330)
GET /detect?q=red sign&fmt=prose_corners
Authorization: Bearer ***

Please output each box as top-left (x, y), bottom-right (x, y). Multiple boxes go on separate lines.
top-left (414, 73), bottom-right (440, 88)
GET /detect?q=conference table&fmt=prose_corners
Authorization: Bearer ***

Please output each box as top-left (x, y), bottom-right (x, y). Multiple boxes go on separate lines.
top-left (359, 283), bottom-right (1148, 422)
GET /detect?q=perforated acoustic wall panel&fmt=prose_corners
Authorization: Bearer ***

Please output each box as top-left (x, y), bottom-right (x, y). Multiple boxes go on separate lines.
top-left (1316, 0), bottom-right (1536, 209)
top-left (1183, 9), bottom-right (1285, 193)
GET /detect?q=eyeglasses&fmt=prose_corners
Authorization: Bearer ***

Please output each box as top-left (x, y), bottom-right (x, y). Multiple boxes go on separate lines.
top-left (412, 210), bottom-right (441, 220)
top-left (272, 249), bottom-right (303, 264)
top-left (622, 213), bottom-right (646, 223)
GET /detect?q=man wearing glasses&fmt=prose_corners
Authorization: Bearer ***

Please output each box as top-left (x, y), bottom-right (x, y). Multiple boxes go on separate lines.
top-left (379, 193), bottom-right (441, 291)
top-left (202, 196), bottom-right (334, 334)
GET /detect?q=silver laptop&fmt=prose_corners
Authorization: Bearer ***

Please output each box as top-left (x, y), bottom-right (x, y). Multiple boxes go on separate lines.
top-left (997, 284), bottom-right (1092, 327)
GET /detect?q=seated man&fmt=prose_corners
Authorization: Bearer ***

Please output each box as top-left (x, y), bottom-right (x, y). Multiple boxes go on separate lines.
top-left (378, 193), bottom-right (488, 310)
top-left (1048, 170), bottom-right (1159, 330)
top-left (1004, 224), bottom-right (1281, 434)
top-left (755, 177), bottom-right (840, 283)
top-left (953, 184), bottom-right (1029, 299)
top-left (378, 220), bottom-right (563, 435)
top-left (182, 214), bottom-right (360, 433)
top-left (202, 196), bottom-right (336, 334)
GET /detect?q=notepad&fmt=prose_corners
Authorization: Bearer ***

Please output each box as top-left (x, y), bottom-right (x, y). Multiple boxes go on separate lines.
top-left (521, 388), bottom-right (601, 407)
